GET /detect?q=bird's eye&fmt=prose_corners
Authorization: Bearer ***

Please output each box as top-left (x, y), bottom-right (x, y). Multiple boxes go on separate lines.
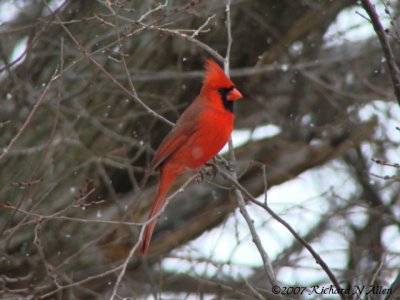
top-left (218, 86), bottom-right (234, 96)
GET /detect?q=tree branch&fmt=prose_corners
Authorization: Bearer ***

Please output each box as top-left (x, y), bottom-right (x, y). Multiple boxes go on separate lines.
top-left (360, 0), bottom-right (400, 105)
top-left (218, 169), bottom-right (345, 300)
top-left (0, 68), bottom-right (58, 162)
top-left (223, 0), bottom-right (275, 285)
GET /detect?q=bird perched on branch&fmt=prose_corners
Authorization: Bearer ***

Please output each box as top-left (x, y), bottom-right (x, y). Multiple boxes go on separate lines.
top-left (139, 59), bottom-right (243, 255)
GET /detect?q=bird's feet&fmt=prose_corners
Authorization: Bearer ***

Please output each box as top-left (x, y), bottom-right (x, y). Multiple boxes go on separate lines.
top-left (218, 158), bottom-right (236, 173)
top-left (196, 162), bottom-right (218, 183)
top-left (204, 162), bottom-right (218, 178)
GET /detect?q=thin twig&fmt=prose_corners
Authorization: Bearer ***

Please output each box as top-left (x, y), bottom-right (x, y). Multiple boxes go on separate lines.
top-left (1, 203), bottom-right (144, 226)
top-left (43, 1), bottom-right (174, 127)
top-left (386, 270), bottom-right (400, 300)
top-left (262, 164), bottom-right (268, 205)
top-left (243, 276), bottom-right (266, 300)
top-left (108, 174), bottom-right (198, 300)
top-left (115, 12), bottom-right (139, 101)
top-left (141, 25), bottom-right (224, 63)
top-left (369, 254), bottom-right (385, 286)
top-left (72, 100), bottom-right (141, 146)
top-left (34, 218), bottom-right (62, 288)
top-left (191, 14), bottom-right (215, 38)
top-left (224, 1), bottom-right (232, 75)
top-left (218, 169), bottom-right (346, 300)
top-left (360, 0), bottom-right (400, 105)
top-left (0, 69), bottom-right (58, 162)
top-left (99, 1), bottom-right (224, 63)
top-left (137, 0), bottom-right (168, 23)
top-left (35, 174), bottom-right (198, 299)
top-left (223, 0), bottom-right (275, 285)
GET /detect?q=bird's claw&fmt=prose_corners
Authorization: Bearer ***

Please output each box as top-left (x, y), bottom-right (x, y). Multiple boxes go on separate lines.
top-left (196, 163), bottom-right (218, 183)
top-left (204, 162), bottom-right (218, 178)
top-left (196, 171), bottom-right (205, 184)
top-left (226, 161), bottom-right (236, 173)
top-left (219, 159), bottom-right (236, 172)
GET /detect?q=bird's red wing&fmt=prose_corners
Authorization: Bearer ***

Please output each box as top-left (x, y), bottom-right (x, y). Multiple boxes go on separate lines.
top-left (151, 130), bottom-right (191, 169)
top-left (151, 103), bottom-right (203, 170)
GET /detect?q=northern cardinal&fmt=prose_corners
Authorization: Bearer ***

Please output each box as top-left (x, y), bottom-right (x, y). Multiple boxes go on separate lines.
top-left (139, 59), bottom-right (243, 255)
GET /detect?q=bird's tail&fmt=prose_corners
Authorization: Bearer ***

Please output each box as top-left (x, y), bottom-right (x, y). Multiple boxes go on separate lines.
top-left (138, 168), bottom-right (178, 255)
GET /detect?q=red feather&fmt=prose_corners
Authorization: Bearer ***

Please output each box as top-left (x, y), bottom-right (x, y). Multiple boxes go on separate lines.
top-left (138, 59), bottom-right (242, 255)
top-left (202, 59), bottom-right (235, 90)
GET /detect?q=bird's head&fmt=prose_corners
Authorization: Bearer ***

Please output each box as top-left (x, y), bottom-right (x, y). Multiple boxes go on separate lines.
top-left (201, 59), bottom-right (242, 112)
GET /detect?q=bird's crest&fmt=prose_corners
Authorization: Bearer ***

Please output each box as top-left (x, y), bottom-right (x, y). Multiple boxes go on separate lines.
top-left (203, 59), bottom-right (234, 89)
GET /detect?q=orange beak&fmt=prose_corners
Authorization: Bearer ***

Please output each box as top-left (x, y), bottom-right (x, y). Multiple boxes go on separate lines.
top-left (227, 88), bottom-right (243, 101)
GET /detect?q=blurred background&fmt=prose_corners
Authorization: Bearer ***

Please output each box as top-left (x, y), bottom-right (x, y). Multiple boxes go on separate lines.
top-left (1, 0), bottom-right (399, 299)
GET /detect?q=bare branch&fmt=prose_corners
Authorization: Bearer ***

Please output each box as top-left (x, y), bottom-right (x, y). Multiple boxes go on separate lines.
top-left (109, 174), bottom-right (197, 300)
top-left (360, 0), bottom-right (400, 105)
top-left (43, 1), bottom-right (174, 127)
top-left (223, 0), bottom-right (275, 285)
top-left (191, 15), bottom-right (215, 38)
top-left (0, 69), bottom-right (58, 162)
top-left (218, 169), bottom-right (345, 300)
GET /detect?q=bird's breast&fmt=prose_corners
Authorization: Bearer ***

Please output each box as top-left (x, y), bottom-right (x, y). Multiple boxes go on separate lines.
top-left (181, 110), bottom-right (234, 169)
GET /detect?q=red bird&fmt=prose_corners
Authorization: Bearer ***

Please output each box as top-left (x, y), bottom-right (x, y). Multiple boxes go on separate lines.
top-left (139, 59), bottom-right (243, 255)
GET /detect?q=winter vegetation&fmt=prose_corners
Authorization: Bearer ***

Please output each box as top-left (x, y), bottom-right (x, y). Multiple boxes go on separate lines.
top-left (1, 0), bottom-right (400, 299)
